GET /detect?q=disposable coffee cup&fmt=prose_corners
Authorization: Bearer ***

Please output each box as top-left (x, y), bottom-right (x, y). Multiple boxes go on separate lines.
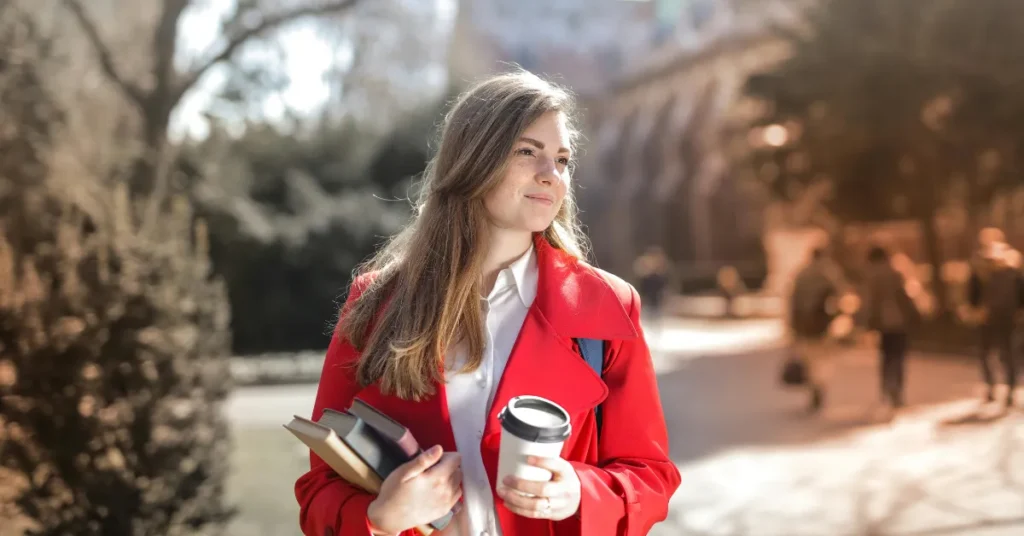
top-left (496, 395), bottom-right (571, 486)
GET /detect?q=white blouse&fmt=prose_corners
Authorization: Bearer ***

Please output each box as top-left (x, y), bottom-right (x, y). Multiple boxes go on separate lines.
top-left (443, 246), bottom-right (538, 536)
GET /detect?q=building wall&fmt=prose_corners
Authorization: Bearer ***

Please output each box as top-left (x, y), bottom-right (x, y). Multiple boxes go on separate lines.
top-left (447, 0), bottom-right (658, 93)
top-left (575, 23), bottom-right (793, 288)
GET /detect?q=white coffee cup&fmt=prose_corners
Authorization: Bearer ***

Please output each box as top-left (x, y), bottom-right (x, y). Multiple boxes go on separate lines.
top-left (496, 395), bottom-right (572, 486)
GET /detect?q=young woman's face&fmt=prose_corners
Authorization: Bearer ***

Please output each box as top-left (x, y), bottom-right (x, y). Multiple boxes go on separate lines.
top-left (483, 110), bottom-right (572, 235)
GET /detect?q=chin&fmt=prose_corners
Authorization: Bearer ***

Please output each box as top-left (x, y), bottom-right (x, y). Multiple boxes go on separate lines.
top-left (525, 219), bottom-right (555, 234)
top-left (497, 214), bottom-right (555, 235)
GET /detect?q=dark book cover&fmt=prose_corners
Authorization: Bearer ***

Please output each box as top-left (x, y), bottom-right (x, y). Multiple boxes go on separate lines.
top-left (320, 409), bottom-right (405, 478)
top-left (348, 398), bottom-right (421, 457)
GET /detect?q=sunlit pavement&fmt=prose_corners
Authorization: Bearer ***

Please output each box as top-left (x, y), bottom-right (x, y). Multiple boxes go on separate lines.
top-left (646, 318), bottom-right (1024, 536)
top-left (225, 318), bottom-right (1024, 535)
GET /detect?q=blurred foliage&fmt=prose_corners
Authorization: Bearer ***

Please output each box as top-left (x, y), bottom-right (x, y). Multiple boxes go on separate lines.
top-left (2, 0), bottom-right (451, 531)
top-left (740, 0), bottom-right (1024, 312)
top-left (182, 102), bottom-right (445, 354)
top-left (744, 0), bottom-right (1024, 221)
top-left (0, 6), bottom-right (234, 535)
top-left (47, 0), bottom-right (452, 356)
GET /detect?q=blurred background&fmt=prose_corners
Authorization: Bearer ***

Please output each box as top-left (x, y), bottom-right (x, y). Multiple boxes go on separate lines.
top-left (2, 0), bottom-right (1023, 535)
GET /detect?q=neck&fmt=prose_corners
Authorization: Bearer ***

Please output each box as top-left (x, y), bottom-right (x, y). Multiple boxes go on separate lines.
top-left (480, 229), bottom-right (533, 295)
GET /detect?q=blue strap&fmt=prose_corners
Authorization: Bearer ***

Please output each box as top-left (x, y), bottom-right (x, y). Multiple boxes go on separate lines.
top-left (575, 338), bottom-right (606, 434)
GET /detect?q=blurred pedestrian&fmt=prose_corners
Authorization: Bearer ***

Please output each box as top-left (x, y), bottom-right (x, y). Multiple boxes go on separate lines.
top-left (966, 236), bottom-right (1024, 407)
top-left (634, 246), bottom-right (671, 333)
top-left (716, 265), bottom-right (747, 318)
top-left (859, 246), bottom-right (920, 409)
top-left (788, 247), bottom-right (844, 413)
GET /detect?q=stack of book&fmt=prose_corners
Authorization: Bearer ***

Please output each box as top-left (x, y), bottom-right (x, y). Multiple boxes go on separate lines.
top-left (285, 399), bottom-right (456, 535)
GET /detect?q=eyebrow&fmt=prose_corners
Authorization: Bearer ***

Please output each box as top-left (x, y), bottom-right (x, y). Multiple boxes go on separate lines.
top-left (519, 137), bottom-right (571, 154)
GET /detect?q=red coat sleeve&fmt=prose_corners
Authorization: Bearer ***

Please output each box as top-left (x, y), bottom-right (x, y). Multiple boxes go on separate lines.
top-left (294, 277), bottom-right (417, 536)
top-left (568, 285), bottom-right (681, 535)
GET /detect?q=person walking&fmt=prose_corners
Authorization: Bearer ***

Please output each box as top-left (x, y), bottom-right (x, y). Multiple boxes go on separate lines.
top-left (860, 246), bottom-right (920, 409)
top-left (966, 239), bottom-right (1024, 407)
top-left (788, 247), bottom-right (844, 412)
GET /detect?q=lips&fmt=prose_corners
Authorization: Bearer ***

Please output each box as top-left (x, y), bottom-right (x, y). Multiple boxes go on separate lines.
top-left (525, 194), bottom-right (554, 205)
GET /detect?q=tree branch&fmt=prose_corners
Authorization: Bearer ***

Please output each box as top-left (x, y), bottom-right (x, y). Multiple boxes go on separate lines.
top-left (172, 0), bottom-right (361, 106)
top-left (60, 0), bottom-right (147, 108)
top-left (153, 0), bottom-right (191, 105)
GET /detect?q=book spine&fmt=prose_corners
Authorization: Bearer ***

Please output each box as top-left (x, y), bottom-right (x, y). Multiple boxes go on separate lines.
top-left (394, 432), bottom-right (421, 458)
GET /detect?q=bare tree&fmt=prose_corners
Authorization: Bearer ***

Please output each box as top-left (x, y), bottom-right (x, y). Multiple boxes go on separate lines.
top-left (60, 0), bottom-right (362, 201)
top-left (320, 0), bottom-right (454, 131)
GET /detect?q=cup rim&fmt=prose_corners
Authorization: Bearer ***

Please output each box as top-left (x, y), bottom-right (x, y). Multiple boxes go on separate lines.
top-left (498, 395), bottom-right (571, 443)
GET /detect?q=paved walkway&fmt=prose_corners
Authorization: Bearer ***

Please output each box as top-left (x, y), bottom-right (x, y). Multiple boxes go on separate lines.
top-left (664, 292), bottom-right (785, 320)
top-left (222, 317), bottom-right (1024, 536)
top-left (649, 328), bottom-right (1024, 536)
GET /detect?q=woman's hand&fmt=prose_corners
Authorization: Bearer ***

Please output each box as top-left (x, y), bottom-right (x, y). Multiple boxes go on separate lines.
top-left (367, 446), bottom-right (463, 535)
top-left (496, 455), bottom-right (581, 521)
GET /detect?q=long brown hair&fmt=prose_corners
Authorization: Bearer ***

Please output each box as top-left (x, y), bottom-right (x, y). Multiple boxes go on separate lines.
top-left (339, 70), bottom-right (590, 401)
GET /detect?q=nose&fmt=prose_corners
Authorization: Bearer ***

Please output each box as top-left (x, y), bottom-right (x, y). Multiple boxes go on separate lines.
top-left (535, 156), bottom-right (558, 184)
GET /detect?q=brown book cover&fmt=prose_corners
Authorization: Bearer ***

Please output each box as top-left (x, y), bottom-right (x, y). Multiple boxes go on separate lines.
top-left (283, 415), bottom-right (382, 493)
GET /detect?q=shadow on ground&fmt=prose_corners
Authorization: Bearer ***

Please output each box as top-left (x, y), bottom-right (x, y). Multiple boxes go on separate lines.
top-left (658, 347), bottom-right (858, 465)
top-left (655, 343), bottom-right (994, 466)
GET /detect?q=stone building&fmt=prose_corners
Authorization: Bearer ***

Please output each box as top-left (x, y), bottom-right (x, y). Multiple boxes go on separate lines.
top-left (575, 3), bottom-right (799, 290)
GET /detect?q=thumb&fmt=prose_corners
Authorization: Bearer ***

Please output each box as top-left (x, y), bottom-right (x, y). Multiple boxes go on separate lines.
top-left (400, 445), bottom-right (443, 481)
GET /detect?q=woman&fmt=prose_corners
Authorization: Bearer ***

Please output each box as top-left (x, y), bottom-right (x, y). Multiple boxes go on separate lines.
top-left (295, 71), bottom-right (680, 536)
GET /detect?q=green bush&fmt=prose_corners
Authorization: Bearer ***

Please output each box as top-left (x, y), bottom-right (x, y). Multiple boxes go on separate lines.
top-left (185, 116), bottom-right (431, 354)
top-left (0, 9), bottom-right (235, 535)
top-left (0, 184), bottom-right (236, 536)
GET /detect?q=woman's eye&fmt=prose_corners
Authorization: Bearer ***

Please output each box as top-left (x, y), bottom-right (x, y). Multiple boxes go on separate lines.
top-left (515, 147), bottom-right (534, 157)
top-left (557, 157), bottom-right (571, 166)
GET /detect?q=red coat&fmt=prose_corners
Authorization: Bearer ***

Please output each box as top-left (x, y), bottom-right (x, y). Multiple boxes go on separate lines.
top-left (295, 236), bottom-right (681, 536)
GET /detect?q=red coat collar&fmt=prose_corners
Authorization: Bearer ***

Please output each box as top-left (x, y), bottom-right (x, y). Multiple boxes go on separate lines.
top-left (530, 234), bottom-right (638, 341)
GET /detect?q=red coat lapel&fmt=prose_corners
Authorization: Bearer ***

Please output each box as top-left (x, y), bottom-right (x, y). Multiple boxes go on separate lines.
top-left (529, 235), bottom-right (638, 342)
top-left (483, 236), bottom-right (640, 532)
top-left (483, 235), bottom-right (638, 443)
